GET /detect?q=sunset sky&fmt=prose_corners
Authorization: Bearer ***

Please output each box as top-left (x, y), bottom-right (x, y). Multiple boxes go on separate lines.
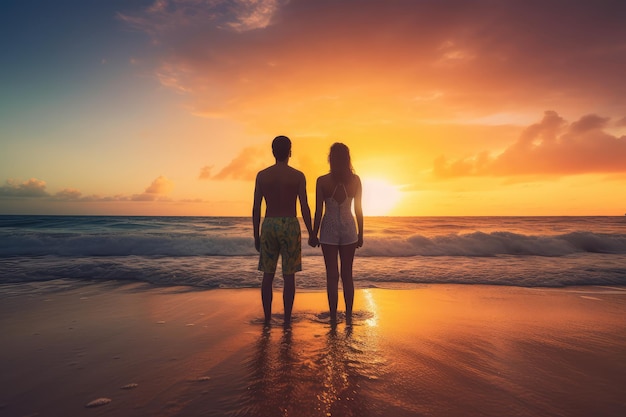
top-left (1, 0), bottom-right (625, 216)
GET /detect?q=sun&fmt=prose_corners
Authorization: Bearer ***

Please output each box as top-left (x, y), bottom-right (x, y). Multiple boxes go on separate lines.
top-left (361, 178), bottom-right (401, 216)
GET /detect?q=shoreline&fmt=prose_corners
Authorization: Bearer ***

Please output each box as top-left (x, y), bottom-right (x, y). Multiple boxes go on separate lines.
top-left (3, 277), bottom-right (626, 294)
top-left (1, 281), bottom-right (625, 416)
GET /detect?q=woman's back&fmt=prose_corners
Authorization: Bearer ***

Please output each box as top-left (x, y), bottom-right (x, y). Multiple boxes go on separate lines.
top-left (319, 174), bottom-right (356, 202)
top-left (319, 175), bottom-right (357, 245)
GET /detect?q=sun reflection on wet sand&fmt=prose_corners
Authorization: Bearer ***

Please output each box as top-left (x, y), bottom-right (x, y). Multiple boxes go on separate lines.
top-left (317, 326), bottom-right (363, 417)
top-left (238, 295), bottom-right (385, 417)
top-left (363, 289), bottom-right (378, 327)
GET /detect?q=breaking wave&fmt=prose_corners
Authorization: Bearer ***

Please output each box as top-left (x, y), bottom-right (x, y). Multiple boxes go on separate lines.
top-left (1, 231), bottom-right (625, 258)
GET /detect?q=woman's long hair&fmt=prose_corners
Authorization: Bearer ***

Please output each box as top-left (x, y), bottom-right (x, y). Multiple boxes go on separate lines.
top-left (329, 143), bottom-right (354, 184)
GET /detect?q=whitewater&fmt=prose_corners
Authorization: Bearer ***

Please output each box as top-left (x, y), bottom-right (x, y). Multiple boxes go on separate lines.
top-left (1, 215), bottom-right (625, 289)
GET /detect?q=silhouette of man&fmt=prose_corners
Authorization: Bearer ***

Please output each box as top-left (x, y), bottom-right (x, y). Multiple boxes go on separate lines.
top-left (253, 136), bottom-right (313, 325)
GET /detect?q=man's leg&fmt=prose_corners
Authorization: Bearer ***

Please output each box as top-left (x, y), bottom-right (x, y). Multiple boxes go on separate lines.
top-left (261, 272), bottom-right (275, 324)
top-left (280, 217), bottom-right (301, 326)
top-left (283, 273), bottom-right (295, 325)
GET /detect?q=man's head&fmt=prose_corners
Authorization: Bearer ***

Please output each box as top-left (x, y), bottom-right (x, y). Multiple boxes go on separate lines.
top-left (272, 135), bottom-right (291, 162)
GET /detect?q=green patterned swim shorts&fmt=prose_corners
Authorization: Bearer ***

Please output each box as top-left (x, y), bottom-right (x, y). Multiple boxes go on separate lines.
top-left (258, 217), bottom-right (302, 275)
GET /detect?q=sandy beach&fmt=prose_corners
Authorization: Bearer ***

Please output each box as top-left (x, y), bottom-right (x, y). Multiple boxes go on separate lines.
top-left (1, 281), bottom-right (625, 417)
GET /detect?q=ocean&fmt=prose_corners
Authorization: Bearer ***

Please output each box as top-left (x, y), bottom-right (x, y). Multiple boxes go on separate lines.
top-left (1, 215), bottom-right (625, 290)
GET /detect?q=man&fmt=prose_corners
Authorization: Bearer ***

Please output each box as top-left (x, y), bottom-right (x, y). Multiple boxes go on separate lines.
top-left (253, 135), bottom-right (313, 325)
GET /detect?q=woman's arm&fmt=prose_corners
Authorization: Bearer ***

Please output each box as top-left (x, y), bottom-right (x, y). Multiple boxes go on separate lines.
top-left (311, 176), bottom-right (325, 246)
top-left (354, 175), bottom-right (364, 248)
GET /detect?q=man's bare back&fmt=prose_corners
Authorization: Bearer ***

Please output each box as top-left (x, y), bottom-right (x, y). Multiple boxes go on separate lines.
top-left (255, 163), bottom-right (306, 218)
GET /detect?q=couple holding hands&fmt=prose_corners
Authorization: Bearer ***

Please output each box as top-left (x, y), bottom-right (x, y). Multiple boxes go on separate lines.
top-left (252, 136), bottom-right (364, 326)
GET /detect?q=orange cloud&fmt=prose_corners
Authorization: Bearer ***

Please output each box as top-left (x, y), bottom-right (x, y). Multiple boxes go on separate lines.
top-left (121, 0), bottom-right (626, 128)
top-left (132, 175), bottom-right (174, 201)
top-left (210, 146), bottom-right (266, 181)
top-left (198, 165), bottom-right (213, 180)
top-left (433, 111), bottom-right (626, 178)
top-left (144, 175), bottom-right (174, 194)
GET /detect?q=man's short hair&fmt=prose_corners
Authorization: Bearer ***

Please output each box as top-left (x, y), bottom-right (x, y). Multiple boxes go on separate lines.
top-left (272, 135), bottom-right (291, 161)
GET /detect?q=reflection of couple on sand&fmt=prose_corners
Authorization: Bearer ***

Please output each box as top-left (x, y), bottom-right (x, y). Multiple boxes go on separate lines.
top-left (252, 136), bottom-right (364, 325)
top-left (244, 324), bottom-right (369, 416)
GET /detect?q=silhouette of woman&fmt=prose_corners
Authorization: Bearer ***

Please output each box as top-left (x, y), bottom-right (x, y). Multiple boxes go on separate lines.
top-left (310, 143), bottom-right (364, 325)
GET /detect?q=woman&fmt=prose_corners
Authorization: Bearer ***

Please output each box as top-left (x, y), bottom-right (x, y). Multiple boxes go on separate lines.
top-left (310, 143), bottom-right (363, 325)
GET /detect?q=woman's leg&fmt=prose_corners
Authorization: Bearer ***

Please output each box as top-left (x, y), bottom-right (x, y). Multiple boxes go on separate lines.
top-left (321, 244), bottom-right (340, 323)
top-left (339, 243), bottom-right (357, 325)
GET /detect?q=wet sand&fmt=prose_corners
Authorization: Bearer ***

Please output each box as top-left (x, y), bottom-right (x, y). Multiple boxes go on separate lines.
top-left (1, 281), bottom-right (625, 417)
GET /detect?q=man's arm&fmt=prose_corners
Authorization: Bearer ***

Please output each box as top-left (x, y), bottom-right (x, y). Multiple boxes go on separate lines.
top-left (252, 174), bottom-right (263, 252)
top-left (298, 172), bottom-right (313, 237)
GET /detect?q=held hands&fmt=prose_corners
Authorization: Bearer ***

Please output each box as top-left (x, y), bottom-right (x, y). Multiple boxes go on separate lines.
top-left (307, 235), bottom-right (363, 248)
top-left (308, 235), bottom-right (320, 247)
top-left (254, 236), bottom-right (261, 252)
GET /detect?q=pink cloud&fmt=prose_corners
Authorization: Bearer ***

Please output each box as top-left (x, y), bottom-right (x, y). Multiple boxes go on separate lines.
top-left (434, 111), bottom-right (626, 178)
